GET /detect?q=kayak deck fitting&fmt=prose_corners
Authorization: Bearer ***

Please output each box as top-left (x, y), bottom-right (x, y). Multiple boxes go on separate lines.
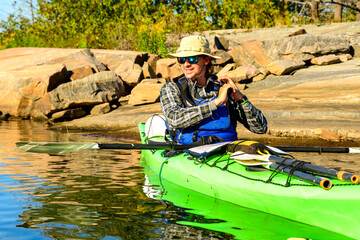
top-left (139, 123), bottom-right (360, 239)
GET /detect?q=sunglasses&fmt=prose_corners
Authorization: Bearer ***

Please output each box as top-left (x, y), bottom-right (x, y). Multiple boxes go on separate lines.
top-left (177, 56), bottom-right (199, 64)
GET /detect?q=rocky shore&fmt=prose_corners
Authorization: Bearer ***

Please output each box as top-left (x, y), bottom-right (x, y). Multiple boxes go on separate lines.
top-left (1, 22), bottom-right (359, 143)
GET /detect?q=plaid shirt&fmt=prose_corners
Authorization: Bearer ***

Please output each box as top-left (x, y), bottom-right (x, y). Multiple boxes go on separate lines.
top-left (160, 75), bottom-right (267, 134)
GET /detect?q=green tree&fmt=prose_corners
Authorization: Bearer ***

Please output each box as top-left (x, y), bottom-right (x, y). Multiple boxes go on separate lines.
top-left (204, 0), bottom-right (290, 29)
top-left (0, 0), bottom-right (310, 54)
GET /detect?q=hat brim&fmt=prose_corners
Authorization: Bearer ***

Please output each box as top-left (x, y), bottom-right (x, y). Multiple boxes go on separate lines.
top-left (168, 51), bottom-right (221, 60)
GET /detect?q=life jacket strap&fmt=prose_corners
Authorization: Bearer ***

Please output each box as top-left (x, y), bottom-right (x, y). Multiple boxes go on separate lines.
top-left (192, 135), bottom-right (225, 145)
top-left (192, 130), bottom-right (198, 143)
top-left (166, 129), bottom-right (179, 143)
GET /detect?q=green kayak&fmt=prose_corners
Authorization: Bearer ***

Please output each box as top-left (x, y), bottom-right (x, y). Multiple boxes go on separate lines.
top-left (142, 161), bottom-right (356, 240)
top-left (139, 123), bottom-right (360, 239)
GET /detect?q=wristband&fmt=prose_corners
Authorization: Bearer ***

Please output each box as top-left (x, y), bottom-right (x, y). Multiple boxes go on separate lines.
top-left (237, 96), bottom-right (248, 105)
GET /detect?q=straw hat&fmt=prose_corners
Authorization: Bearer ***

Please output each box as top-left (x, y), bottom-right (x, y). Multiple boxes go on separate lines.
top-left (168, 35), bottom-right (221, 59)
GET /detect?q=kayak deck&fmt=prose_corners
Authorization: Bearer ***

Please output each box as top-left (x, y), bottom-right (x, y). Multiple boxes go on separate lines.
top-left (138, 123), bottom-right (360, 239)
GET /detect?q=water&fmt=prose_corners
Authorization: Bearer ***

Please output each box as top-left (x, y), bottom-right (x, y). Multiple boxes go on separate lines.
top-left (0, 120), bottom-right (359, 240)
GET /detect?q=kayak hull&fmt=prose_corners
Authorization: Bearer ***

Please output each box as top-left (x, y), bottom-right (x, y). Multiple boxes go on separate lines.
top-left (139, 123), bottom-right (360, 239)
top-left (143, 163), bottom-right (355, 240)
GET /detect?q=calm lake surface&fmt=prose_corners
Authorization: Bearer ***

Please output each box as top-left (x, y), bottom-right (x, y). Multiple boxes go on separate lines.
top-left (0, 120), bottom-right (359, 240)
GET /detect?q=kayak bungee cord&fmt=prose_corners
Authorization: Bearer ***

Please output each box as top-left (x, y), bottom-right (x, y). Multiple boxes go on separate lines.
top-left (283, 160), bottom-right (307, 187)
top-left (264, 159), bottom-right (332, 189)
top-left (265, 159), bottom-right (307, 187)
top-left (192, 155), bottom-right (318, 188)
top-left (184, 141), bottom-right (337, 189)
top-left (186, 148), bottom-right (314, 188)
top-left (158, 158), bottom-right (169, 194)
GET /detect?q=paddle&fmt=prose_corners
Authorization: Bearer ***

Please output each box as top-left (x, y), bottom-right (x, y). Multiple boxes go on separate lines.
top-left (274, 146), bottom-right (360, 154)
top-left (16, 141), bottom-right (355, 189)
top-left (15, 141), bottom-right (202, 154)
top-left (231, 152), bottom-right (359, 184)
top-left (16, 140), bottom-right (360, 154)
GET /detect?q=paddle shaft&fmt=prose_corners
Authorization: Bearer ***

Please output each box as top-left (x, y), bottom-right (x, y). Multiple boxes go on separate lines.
top-left (98, 143), bottom-right (199, 150)
top-left (275, 146), bottom-right (354, 153)
top-left (102, 144), bottom-right (358, 153)
top-left (269, 163), bottom-right (332, 190)
top-left (269, 155), bottom-right (359, 184)
top-left (17, 141), bottom-right (359, 154)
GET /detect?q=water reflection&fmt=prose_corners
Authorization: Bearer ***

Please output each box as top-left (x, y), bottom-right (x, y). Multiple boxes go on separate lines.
top-left (0, 120), bottom-right (359, 239)
top-left (0, 121), bottom-right (233, 239)
top-left (0, 121), bottom-right (157, 239)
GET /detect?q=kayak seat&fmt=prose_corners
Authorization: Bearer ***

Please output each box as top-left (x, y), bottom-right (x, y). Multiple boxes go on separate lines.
top-left (163, 150), bottom-right (184, 158)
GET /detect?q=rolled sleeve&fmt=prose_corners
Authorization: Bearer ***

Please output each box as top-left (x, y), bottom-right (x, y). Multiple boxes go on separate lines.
top-left (236, 100), bottom-right (268, 134)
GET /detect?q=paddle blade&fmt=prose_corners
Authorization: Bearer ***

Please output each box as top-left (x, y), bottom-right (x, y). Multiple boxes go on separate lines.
top-left (349, 148), bottom-right (360, 154)
top-left (234, 159), bottom-right (270, 166)
top-left (265, 146), bottom-right (291, 156)
top-left (230, 152), bottom-right (270, 161)
top-left (16, 142), bottom-right (99, 154)
top-left (188, 141), bottom-right (231, 157)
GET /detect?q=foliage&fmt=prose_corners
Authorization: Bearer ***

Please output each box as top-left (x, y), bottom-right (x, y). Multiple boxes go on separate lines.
top-left (0, 13), bottom-right (44, 49)
top-left (0, 0), bottom-right (358, 55)
top-left (137, 21), bottom-right (169, 56)
top-left (285, 0), bottom-right (360, 23)
top-left (204, 0), bottom-right (291, 29)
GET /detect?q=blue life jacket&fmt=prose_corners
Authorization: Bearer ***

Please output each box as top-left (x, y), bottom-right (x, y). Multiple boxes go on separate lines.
top-left (168, 76), bottom-right (238, 144)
